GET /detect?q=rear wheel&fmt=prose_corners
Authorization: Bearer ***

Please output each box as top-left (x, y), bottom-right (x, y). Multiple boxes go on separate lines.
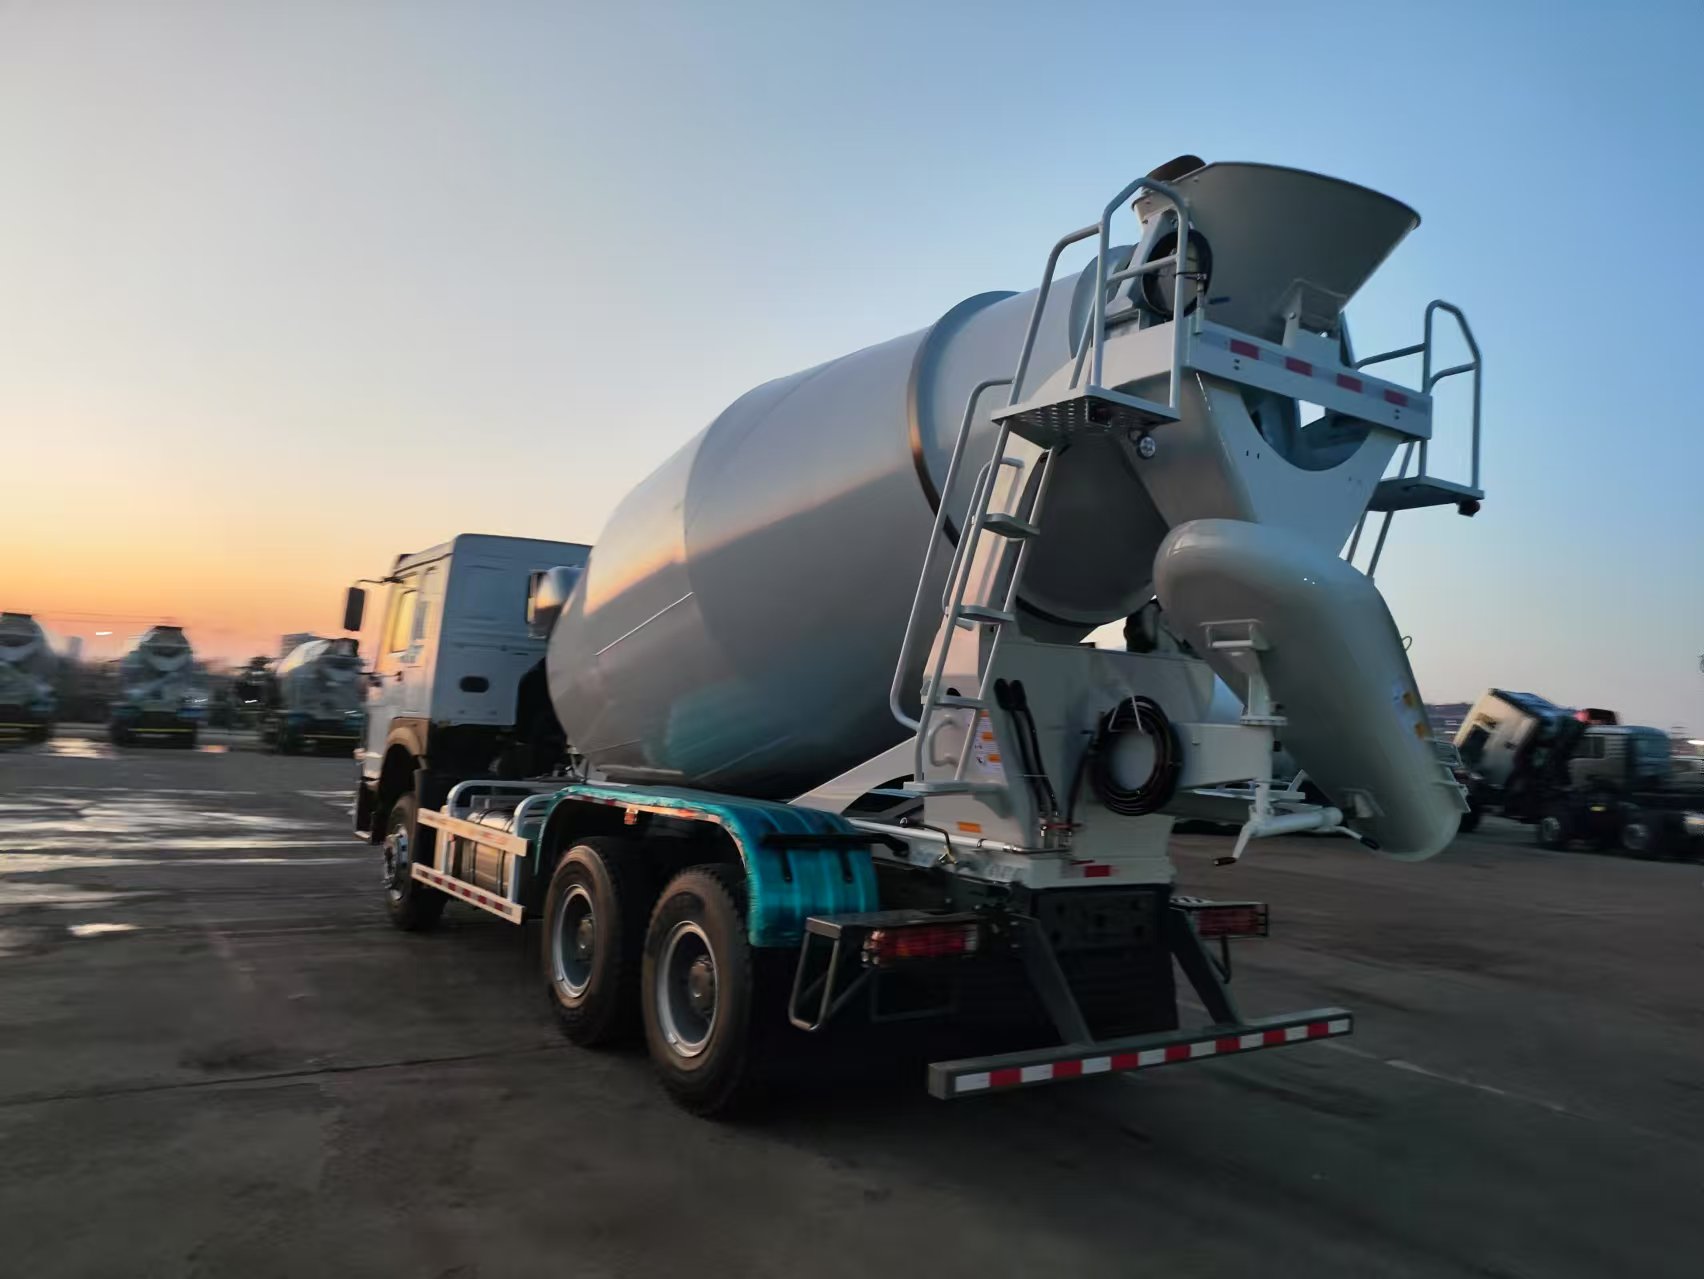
top-left (1619, 815), bottom-right (1656, 858)
top-left (542, 837), bottom-right (652, 1046)
top-left (383, 795), bottom-right (445, 931)
top-left (642, 864), bottom-right (764, 1116)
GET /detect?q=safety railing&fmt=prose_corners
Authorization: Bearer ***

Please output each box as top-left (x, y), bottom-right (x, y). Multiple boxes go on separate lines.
top-left (1001, 175), bottom-right (1194, 421)
top-left (1346, 300), bottom-right (1484, 577)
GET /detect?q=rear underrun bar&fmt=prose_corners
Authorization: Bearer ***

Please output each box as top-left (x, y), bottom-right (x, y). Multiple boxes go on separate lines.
top-left (927, 1008), bottom-right (1352, 1099)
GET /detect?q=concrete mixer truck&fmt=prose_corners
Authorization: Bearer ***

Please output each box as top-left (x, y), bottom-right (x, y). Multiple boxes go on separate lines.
top-left (0, 612), bottom-right (58, 744)
top-left (260, 636), bottom-right (368, 754)
top-left (344, 158), bottom-right (1485, 1114)
top-left (110, 625), bottom-right (206, 748)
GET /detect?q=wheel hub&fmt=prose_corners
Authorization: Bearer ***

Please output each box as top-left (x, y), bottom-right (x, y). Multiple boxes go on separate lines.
top-left (656, 920), bottom-right (717, 1058)
top-left (553, 884), bottom-right (597, 1000)
top-left (382, 829), bottom-right (409, 891)
top-left (686, 956), bottom-right (716, 1016)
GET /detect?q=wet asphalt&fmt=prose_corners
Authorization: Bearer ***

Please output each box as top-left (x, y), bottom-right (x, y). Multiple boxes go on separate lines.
top-left (1, 728), bottom-right (1700, 1278)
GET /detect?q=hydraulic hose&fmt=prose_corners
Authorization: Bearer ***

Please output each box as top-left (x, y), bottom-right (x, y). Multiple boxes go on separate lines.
top-left (1089, 696), bottom-right (1181, 817)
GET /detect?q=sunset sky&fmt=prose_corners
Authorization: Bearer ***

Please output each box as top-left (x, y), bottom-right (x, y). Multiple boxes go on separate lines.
top-left (3, 2), bottom-right (1701, 727)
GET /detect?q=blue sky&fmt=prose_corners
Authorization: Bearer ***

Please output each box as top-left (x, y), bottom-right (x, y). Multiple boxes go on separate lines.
top-left (1, 0), bottom-right (1700, 728)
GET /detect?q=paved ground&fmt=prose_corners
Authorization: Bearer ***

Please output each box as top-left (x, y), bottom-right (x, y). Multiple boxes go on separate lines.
top-left (2, 732), bottom-right (1700, 1278)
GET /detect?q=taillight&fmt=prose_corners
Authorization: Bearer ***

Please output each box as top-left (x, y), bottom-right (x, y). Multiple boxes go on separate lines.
top-left (1190, 903), bottom-right (1269, 939)
top-left (863, 921), bottom-right (982, 966)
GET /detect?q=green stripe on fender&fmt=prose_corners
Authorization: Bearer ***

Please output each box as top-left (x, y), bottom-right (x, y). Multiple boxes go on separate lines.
top-left (538, 783), bottom-right (880, 948)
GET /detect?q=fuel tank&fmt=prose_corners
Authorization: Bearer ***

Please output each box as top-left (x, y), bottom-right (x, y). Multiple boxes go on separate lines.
top-left (548, 162), bottom-right (1423, 800)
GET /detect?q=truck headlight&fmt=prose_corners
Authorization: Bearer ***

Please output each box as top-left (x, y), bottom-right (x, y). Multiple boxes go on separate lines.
top-left (1684, 813), bottom-right (1704, 838)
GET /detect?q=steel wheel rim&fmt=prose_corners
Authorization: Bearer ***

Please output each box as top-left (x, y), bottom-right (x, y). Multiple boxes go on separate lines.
top-left (383, 825), bottom-right (409, 902)
top-left (1539, 816), bottom-right (1563, 845)
top-left (657, 920), bottom-right (717, 1059)
top-left (1623, 823), bottom-right (1650, 853)
top-left (552, 884), bottom-right (597, 1000)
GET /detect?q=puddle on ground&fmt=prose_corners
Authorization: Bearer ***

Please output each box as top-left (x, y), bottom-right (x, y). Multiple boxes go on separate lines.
top-left (66, 921), bottom-right (139, 938)
top-left (39, 737), bottom-right (115, 760)
top-left (0, 790), bottom-right (350, 853)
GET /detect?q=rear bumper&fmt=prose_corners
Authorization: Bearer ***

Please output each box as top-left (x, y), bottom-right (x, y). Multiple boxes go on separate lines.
top-left (927, 1007), bottom-right (1352, 1098)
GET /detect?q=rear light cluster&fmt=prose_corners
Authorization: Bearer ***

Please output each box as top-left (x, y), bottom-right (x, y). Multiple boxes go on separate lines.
top-left (1189, 902), bottom-right (1269, 939)
top-left (863, 921), bottom-right (982, 967)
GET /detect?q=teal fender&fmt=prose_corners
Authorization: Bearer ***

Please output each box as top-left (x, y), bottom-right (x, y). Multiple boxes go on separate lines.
top-left (541, 783), bottom-right (879, 948)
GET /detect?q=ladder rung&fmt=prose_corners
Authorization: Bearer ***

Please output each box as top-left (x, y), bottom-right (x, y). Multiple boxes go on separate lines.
top-left (903, 779), bottom-right (1004, 796)
top-left (981, 512), bottom-right (1039, 539)
top-left (956, 604), bottom-right (1015, 626)
top-left (935, 694), bottom-right (985, 709)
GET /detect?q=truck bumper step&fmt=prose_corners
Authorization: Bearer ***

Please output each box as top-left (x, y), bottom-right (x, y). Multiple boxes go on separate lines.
top-left (926, 1007), bottom-right (1352, 1099)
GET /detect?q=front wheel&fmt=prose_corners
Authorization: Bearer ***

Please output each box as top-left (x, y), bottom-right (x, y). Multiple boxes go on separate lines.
top-left (642, 864), bottom-right (763, 1116)
top-left (383, 795), bottom-right (445, 931)
top-left (1537, 804), bottom-right (1572, 851)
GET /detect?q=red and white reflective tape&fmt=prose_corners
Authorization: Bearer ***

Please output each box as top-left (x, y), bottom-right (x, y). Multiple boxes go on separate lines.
top-left (411, 865), bottom-right (522, 922)
top-left (950, 1016), bottom-right (1351, 1095)
top-left (1197, 329), bottom-right (1421, 412)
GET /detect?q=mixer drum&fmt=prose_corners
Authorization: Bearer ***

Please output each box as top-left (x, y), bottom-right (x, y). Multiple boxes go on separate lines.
top-left (547, 266), bottom-right (1176, 797)
top-left (548, 163), bottom-right (1423, 800)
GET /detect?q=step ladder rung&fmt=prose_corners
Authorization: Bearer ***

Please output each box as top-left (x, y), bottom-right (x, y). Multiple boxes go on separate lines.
top-left (956, 603), bottom-right (1015, 626)
top-left (902, 779), bottom-right (1004, 796)
top-left (934, 693), bottom-right (986, 709)
top-left (981, 512), bottom-right (1039, 539)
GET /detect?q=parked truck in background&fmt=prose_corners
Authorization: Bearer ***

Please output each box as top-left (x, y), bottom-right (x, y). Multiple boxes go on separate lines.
top-left (1455, 689), bottom-right (1704, 857)
top-left (109, 625), bottom-right (205, 748)
top-left (0, 612), bottom-right (58, 744)
top-left (260, 636), bottom-right (367, 755)
top-left (347, 158), bottom-right (1488, 1114)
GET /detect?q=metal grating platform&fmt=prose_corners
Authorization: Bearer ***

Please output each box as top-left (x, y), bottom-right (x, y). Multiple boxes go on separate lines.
top-left (994, 387), bottom-right (1178, 446)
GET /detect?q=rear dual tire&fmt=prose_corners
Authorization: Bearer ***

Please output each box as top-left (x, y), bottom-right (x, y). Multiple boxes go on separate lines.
top-left (641, 864), bottom-right (766, 1117)
top-left (542, 838), bottom-right (652, 1046)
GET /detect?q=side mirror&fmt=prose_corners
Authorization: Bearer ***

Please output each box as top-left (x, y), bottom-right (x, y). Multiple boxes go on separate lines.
top-left (527, 566), bottom-right (583, 636)
top-left (342, 586), bottom-right (366, 633)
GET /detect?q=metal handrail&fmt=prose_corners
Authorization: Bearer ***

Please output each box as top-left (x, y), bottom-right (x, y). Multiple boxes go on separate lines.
top-left (1354, 298), bottom-right (1482, 490)
top-left (889, 378), bottom-right (1011, 731)
top-left (1422, 301), bottom-right (1483, 490)
top-left (1005, 176), bottom-right (1192, 412)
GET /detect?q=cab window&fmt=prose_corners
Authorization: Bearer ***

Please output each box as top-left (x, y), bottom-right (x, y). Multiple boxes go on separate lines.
top-left (386, 588), bottom-right (418, 655)
top-left (412, 568), bottom-right (438, 645)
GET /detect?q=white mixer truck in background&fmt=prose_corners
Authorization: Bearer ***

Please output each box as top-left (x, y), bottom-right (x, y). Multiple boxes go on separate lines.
top-left (110, 625), bottom-right (206, 748)
top-left (0, 612), bottom-right (59, 744)
top-left (346, 158), bottom-right (1485, 1114)
top-left (260, 636), bottom-right (368, 755)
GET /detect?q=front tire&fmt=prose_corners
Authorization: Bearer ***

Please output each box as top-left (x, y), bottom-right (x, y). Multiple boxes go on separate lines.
top-left (542, 837), bottom-right (651, 1046)
top-left (1537, 804), bottom-right (1572, 850)
top-left (383, 795), bottom-right (446, 931)
top-left (642, 864), bottom-right (763, 1116)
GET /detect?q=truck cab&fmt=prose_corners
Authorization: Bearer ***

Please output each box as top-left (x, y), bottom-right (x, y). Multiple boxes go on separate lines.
top-left (346, 534), bottom-right (590, 843)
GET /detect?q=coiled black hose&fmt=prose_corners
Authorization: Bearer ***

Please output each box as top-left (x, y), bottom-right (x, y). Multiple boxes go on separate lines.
top-left (1089, 696), bottom-right (1181, 817)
